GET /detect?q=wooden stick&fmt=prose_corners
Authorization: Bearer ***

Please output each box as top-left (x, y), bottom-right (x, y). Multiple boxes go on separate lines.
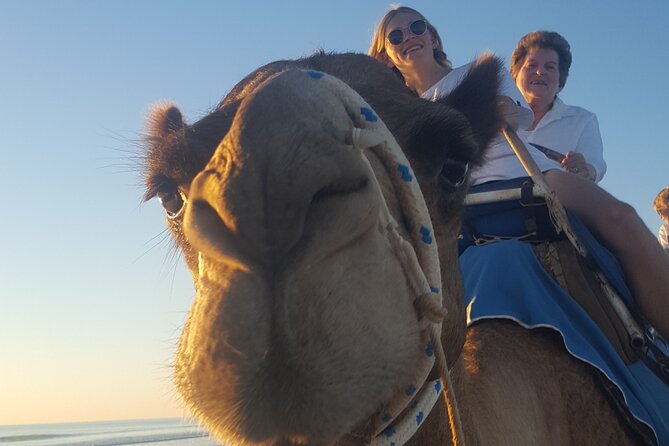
top-left (501, 125), bottom-right (646, 346)
top-left (501, 125), bottom-right (552, 198)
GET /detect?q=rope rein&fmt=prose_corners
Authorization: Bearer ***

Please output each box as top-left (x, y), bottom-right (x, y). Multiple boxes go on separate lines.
top-left (304, 70), bottom-right (464, 445)
top-left (353, 127), bottom-right (461, 446)
top-left (349, 105), bottom-right (463, 444)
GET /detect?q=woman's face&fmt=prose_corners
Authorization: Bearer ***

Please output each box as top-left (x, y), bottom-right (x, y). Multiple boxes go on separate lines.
top-left (658, 207), bottom-right (669, 224)
top-left (516, 47), bottom-right (561, 105)
top-left (382, 12), bottom-right (435, 72)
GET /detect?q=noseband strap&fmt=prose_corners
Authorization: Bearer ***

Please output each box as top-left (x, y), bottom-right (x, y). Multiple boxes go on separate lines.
top-left (336, 77), bottom-right (461, 445)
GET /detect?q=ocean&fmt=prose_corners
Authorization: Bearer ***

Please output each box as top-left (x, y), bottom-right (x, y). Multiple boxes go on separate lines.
top-left (0, 418), bottom-right (221, 446)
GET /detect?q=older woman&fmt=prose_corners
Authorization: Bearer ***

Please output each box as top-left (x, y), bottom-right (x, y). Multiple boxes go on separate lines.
top-left (511, 31), bottom-right (605, 182)
top-left (368, 6), bottom-right (669, 340)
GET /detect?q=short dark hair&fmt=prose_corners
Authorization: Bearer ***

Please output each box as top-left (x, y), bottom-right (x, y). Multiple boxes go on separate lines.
top-left (510, 31), bottom-right (572, 90)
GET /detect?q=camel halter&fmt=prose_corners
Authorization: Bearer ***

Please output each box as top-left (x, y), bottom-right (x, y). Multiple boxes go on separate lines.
top-left (302, 70), bottom-right (464, 446)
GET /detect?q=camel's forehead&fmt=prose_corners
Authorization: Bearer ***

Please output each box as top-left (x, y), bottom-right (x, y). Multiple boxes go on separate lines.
top-left (227, 70), bottom-right (362, 157)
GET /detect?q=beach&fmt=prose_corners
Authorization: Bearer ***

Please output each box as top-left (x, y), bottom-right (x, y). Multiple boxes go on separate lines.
top-left (0, 418), bottom-right (220, 446)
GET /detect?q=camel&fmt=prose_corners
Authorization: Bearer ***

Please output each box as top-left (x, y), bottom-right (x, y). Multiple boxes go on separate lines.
top-left (141, 52), bottom-right (659, 445)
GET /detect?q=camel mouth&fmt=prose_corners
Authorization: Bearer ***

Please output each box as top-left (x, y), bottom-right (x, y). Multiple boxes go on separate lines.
top-left (186, 201), bottom-right (253, 276)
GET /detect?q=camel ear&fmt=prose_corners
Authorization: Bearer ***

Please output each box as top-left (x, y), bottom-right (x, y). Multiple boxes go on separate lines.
top-left (441, 53), bottom-right (504, 160)
top-left (147, 102), bottom-right (185, 140)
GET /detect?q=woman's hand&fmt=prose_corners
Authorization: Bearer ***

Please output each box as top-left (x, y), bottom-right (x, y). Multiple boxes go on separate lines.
top-left (562, 151), bottom-right (596, 181)
top-left (497, 96), bottom-right (532, 131)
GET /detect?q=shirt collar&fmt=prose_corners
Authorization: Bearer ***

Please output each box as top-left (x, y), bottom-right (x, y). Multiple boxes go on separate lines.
top-left (535, 97), bottom-right (574, 128)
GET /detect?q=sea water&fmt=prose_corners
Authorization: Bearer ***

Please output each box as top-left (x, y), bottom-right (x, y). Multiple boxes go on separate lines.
top-left (0, 418), bottom-right (220, 446)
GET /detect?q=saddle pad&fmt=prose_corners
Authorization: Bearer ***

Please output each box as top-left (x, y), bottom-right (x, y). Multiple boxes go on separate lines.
top-left (460, 239), bottom-right (669, 445)
top-left (459, 177), bottom-right (560, 254)
top-left (461, 177), bottom-right (637, 309)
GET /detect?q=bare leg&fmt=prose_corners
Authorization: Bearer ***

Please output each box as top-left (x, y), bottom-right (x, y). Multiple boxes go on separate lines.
top-left (544, 170), bottom-right (669, 340)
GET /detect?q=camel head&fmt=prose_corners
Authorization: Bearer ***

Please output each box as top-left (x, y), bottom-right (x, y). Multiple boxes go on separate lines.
top-left (142, 53), bottom-right (502, 446)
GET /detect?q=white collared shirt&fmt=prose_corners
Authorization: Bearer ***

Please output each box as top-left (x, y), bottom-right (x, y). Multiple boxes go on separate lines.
top-left (422, 64), bottom-right (606, 186)
top-left (518, 98), bottom-right (606, 182)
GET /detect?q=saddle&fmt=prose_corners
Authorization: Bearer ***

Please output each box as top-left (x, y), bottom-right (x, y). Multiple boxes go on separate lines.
top-left (460, 177), bottom-right (669, 374)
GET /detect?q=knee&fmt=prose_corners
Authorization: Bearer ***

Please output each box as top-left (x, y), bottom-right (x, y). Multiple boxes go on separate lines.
top-left (600, 200), bottom-right (641, 234)
top-left (607, 200), bottom-right (638, 224)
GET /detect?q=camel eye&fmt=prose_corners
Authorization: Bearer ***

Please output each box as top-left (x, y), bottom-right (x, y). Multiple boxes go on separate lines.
top-left (440, 159), bottom-right (469, 190)
top-left (158, 188), bottom-right (185, 219)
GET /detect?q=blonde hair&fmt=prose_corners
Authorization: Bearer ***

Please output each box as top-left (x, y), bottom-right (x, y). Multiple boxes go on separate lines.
top-left (368, 6), bottom-right (451, 82)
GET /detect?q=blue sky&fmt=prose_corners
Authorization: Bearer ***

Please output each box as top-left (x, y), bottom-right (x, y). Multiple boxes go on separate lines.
top-left (2, 0), bottom-right (667, 425)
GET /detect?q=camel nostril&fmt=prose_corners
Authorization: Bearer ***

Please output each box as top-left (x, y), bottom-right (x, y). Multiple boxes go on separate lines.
top-left (189, 199), bottom-right (225, 235)
top-left (183, 198), bottom-right (253, 272)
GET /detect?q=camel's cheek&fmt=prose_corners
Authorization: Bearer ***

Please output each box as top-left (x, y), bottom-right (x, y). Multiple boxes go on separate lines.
top-left (173, 262), bottom-right (275, 438)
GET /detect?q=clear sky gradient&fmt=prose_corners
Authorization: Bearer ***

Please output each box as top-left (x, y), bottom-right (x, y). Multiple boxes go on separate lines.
top-left (2, 0), bottom-right (667, 425)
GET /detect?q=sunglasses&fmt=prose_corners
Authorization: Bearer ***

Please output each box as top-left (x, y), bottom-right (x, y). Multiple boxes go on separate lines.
top-left (386, 19), bottom-right (427, 45)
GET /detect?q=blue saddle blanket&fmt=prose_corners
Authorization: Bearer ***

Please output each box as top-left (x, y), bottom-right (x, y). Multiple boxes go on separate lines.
top-left (460, 180), bottom-right (669, 444)
top-left (459, 177), bottom-right (636, 309)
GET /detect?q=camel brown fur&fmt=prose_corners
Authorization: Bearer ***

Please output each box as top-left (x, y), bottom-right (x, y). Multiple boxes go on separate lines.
top-left (142, 52), bottom-right (648, 445)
